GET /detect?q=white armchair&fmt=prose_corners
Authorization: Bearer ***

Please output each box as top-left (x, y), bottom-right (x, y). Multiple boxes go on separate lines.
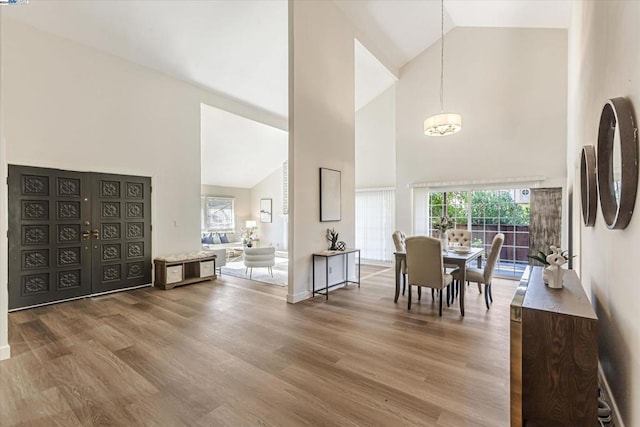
top-left (208, 248), bottom-right (227, 274)
top-left (243, 247), bottom-right (276, 279)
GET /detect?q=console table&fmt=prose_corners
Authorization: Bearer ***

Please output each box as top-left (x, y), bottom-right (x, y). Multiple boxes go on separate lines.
top-left (312, 248), bottom-right (360, 300)
top-left (154, 251), bottom-right (217, 290)
top-left (510, 266), bottom-right (598, 426)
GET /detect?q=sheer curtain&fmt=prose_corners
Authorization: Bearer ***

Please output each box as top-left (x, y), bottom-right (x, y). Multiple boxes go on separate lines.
top-left (413, 187), bottom-right (430, 235)
top-left (355, 189), bottom-right (395, 262)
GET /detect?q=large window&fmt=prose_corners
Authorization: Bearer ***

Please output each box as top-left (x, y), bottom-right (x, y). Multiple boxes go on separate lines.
top-left (356, 189), bottom-right (395, 262)
top-left (201, 196), bottom-right (235, 231)
top-left (417, 188), bottom-right (531, 278)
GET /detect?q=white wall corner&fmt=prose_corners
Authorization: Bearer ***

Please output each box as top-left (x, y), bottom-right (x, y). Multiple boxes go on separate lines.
top-left (286, 289), bottom-right (310, 304)
top-left (0, 344), bottom-right (10, 361)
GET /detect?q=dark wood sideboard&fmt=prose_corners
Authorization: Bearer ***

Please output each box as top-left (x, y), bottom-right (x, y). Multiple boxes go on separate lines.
top-left (510, 266), bottom-right (598, 426)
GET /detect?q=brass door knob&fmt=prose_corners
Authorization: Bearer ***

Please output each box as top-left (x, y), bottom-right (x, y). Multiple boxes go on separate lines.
top-left (92, 229), bottom-right (100, 240)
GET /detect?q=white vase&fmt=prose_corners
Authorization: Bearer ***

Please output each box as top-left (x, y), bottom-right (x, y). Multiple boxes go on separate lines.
top-left (440, 232), bottom-right (448, 252)
top-left (545, 266), bottom-right (564, 289)
top-left (542, 266), bottom-right (552, 284)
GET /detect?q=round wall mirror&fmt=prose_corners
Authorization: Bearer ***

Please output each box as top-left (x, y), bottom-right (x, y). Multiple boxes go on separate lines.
top-left (580, 145), bottom-right (597, 226)
top-left (596, 97), bottom-right (639, 229)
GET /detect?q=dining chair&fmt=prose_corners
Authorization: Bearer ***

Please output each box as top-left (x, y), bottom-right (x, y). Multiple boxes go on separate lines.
top-left (452, 233), bottom-right (504, 309)
top-left (405, 236), bottom-right (454, 316)
top-left (392, 231), bottom-right (408, 296)
top-left (446, 229), bottom-right (472, 247)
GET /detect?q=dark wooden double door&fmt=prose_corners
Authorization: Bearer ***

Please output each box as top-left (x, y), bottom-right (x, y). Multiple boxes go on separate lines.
top-left (8, 165), bottom-right (152, 310)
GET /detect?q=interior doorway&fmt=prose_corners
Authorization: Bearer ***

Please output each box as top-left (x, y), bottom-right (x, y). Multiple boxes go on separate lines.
top-left (8, 165), bottom-right (152, 310)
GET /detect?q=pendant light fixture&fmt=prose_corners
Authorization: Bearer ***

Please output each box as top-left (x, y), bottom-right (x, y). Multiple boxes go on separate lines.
top-left (424, 0), bottom-right (462, 136)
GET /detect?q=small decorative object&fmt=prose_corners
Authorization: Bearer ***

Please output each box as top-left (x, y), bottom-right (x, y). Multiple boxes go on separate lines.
top-left (326, 228), bottom-right (339, 250)
top-left (241, 220), bottom-right (257, 247)
top-left (433, 216), bottom-right (455, 251)
top-left (545, 246), bottom-right (567, 289)
top-left (336, 241), bottom-right (346, 251)
top-left (529, 247), bottom-right (570, 287)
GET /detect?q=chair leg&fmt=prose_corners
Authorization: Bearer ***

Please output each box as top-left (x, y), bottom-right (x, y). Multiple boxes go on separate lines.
top-left (446, 286), bottom-right (450, 307)
top-left (270, 267), bottom-right (273, 277)
top-left (418, 286), bottom-right (422, 301)
top-left (250, 268), bottom-right (253, 279)
top-left (402, 274), bottom-right (406, 295)
top-left (431, 288), bottom-right (435, 300)
top-left (439, 290), bottom-right (443, 316)
top-left (408, 285), bottom-right (412, 310)
top-left (245, 267), bottom-right (248, 275)
top-left (488, 283), bottom-right (493, 303)
top-left (478, 282), bottom-right (482, 294)
top-left (484, 283), bottom-right (490, 309)
top-left (455, 280), bottom-right (459, 298)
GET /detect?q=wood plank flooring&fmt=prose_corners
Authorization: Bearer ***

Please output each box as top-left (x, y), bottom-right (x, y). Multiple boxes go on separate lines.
top-left (0, 265), bottom-right (516, 426)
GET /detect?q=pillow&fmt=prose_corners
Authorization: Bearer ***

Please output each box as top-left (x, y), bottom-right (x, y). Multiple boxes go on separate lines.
top-left (227, 232), bottom-right (240, 243)
top-left (212, 233), bottom-right (221, 244)
top-left (203, 233), bottom-right (214, 244)
top-left (219, 233), bottom-right (229, 244)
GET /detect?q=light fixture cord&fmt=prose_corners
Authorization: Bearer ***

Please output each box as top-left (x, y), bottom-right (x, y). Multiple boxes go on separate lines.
top-left (440, 0), bottom-right (445, 112)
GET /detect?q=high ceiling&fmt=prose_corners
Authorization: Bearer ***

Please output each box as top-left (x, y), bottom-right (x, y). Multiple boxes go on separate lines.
top-left (5, 0), bottom-right (571, 188)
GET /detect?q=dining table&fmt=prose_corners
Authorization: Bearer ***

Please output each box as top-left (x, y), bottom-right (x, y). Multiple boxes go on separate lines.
top-left (394, 247), bottom-right (484, 316)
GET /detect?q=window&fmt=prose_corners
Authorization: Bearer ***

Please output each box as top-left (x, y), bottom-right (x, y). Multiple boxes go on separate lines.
top-left (202, 196), bottom-right (235, 231)
top-left (282, 160), bottom-right (289, 215)
top-left (415, 187), bottom-right (531, 278)
top-left (356, 189), bottom-right (395, 262)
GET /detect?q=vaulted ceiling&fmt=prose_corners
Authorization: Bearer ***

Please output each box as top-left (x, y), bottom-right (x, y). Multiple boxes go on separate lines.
top-left (5, 0), bottom-right (571, 188)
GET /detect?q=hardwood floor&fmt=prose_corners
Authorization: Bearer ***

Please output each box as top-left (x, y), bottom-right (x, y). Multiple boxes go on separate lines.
top-left (0, 265), bottom-right (515, 426)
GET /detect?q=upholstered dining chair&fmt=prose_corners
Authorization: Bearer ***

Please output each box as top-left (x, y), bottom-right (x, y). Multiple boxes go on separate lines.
top-left (446, 229), bottom-right (472, 247)
top-left (452, 233), bottom-right (504, 309)
top-left (392, 231), bottom-right (408, 295)
top-left (243, 247), bottom-right (276, 279)
top-left (405, 236), bottom-right (454, 316)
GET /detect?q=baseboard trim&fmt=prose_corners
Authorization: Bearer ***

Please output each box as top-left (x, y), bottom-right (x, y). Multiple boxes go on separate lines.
top-left (0, 344), bottom-right (10, 361)
top-left (287, 290), bottom-right (310, 304)
top-left (599, 362), bottom-right (625, 427)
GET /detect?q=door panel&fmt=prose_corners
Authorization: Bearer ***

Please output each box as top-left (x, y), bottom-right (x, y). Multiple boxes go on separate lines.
top-left (90, 173), bottom-right (152, 294)
top-left (8, 166), bottom-right (152, 310)
top-left (8, 166), bottom-right (92, 310)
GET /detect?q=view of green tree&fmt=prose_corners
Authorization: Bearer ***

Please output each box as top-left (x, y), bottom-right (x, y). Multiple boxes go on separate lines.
top-left (428, 190), bottom-right (530, 226)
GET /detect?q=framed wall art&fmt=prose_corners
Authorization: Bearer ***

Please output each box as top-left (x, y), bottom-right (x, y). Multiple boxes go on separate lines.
top-left (319, 167), bottom-right (341, 222)
top-left (260, 198), bottom-right (272, 223)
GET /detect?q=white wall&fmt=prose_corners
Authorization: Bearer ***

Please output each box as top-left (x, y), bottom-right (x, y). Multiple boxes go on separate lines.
top-left (201, 184), bottom-right (251, 233)
top-left (356, 85), bottom-right (396, 189)
top-left (567, 2), bottom-right (640, 425)
top-left (250, 165), bottom-right (287, 250)
top-left (288, 0), bottom-right (356, 303)
top-left (0, 10), bottom-right (9, 361)
top-left (396, 27), bottom-right (568, 232)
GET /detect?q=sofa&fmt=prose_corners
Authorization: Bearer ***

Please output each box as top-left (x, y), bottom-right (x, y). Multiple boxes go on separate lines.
top-left (201, 231), bottom-right (244, 250)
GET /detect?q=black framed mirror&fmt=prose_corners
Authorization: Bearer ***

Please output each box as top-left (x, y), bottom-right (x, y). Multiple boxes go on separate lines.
top-left (580, 145), bottom-right (597, 226)
top-left (596, 97), bottom-right (638, 229)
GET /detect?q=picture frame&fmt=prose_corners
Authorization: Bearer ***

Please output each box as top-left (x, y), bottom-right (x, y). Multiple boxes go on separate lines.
top-left (260, 198), bottom-right (272, 223)
top-left (319, 167), bottom-right (341, 222)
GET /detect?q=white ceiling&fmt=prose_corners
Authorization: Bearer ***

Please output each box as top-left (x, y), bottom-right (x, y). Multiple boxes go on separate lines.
top-left (200, 104), bottom-right (287, 188)
top-left (336, 0), bottom-right (571, 70)
top-left (6, 0), bottom-right (570, 188)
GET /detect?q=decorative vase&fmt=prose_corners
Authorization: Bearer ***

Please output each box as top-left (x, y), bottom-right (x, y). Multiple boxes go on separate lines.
top-left (545, 246), bottom-right (567, 289)
top-left (542, 266), bottom-right (552, 284)
top-left (247, 241), bottom-right (252, 248)
top-left (440, 231), bottom-right (449, 252)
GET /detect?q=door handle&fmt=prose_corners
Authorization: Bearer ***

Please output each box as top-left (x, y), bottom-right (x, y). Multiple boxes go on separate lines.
top-left (82, 230), bottom-right (91, 240)
top-left (92, 229), bottom-right (100, 240)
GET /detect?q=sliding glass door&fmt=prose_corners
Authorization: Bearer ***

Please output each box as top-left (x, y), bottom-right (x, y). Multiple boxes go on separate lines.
top-left (418, 187), bottom-right (531, 278)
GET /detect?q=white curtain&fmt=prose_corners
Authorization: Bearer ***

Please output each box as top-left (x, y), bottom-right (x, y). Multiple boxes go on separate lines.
top-left (412, 187), bottom-right (430, 235)
top-left (355, 189), bottom-right (395, 262)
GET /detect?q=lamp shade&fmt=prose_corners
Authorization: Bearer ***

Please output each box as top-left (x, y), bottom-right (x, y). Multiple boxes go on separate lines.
top-left (424, 113), bottom-right (462, 136)
top-left (245, 220), bottom-right (257, 228)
